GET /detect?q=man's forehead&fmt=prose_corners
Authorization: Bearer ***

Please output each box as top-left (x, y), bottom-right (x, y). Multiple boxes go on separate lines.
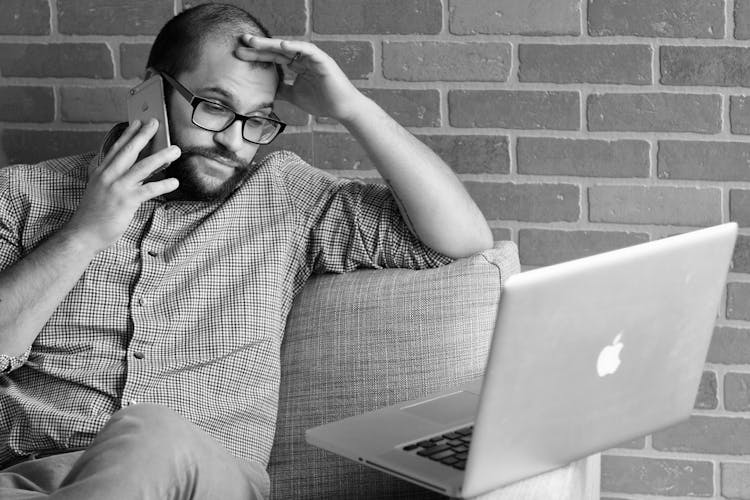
top-left (180, 38), bottom-right (278, 108)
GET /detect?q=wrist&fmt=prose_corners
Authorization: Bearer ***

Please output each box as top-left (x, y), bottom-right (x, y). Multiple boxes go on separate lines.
top-left (56, 224), bottom-right (106, 259)
top-left (335, 93), bottom-right (379, 127)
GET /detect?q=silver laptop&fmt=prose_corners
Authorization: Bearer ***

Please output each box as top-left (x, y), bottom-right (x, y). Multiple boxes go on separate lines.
top-left (306, 222), bottom-right (737, 498)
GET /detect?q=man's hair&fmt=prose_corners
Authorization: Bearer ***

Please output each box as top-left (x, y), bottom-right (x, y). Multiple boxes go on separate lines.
top-left (146, 3), bottom-right (283, 86)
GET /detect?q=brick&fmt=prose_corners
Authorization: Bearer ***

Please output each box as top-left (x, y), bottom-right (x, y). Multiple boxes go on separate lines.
top-left (519, 45), bottom-right (651, 85)
top-left (661, 46), bottom-right (750, 87)
top-left (733, 235), bottom-right (750, 273)
top-left (601, 455), bottom-right (713, 496)
top-left (449, 91), bottom-right (579, 130)
top-left (449, 0), bottom-right (580, 35)
top-left (272, 101), bottom-right (309, 127)
top-left (491, 227), bottom-right (512, 242)
top-left (722, 462), bottom-right (750, 499)
top-left (0, 87), bottom-right (54, 123)
top-left (58, 0), bottom-right (173, 35)
top-left (588, 185), bottom-right (722, 226)
top-left (653, 415), bottom-right (750, 454)
top-left (120, 44), bottom-right (152, 80)
top-left (517, 138), bottom-right (649, 178)
top-left (695, 371), bottom-right (718, 410)
top-left (360, 89), bottom-right (440, 127)
top-left (587, 93), bottom-right (721, 134)
top-left (0, 44), bottom-right (114, 79)
top-left (588, 0), bottom-right (724, 38)
top-left (60, 87), bottom-right (130, 124)
top-left (256, 132), bottom-right (312, 165)
top-left (0, 129), bottom-right (106, 166)
top-left (383, 42), bottom-right (511, 82)
top-left (309, 133), bottom-right (505, 173)
top-left (725, 373), bottom-right (750, 411)
top-left (184, 0), bottom-right (307, 36)
top-left (0, 0), bottom-right (50, 35)
top-left (738, 0), bottom-right (750, 39)
top-left (310, 133), bottom-right (371, 170)
top-left (415, 135), bottom-right (509, 174)
top-left (313, 0), bottom-right (441, 34)
top-left (728, 283), bottom-right (750, 321)
top-left (659, 141), bottom-right (750, 182)
top-left (518, 229), bottom-right (649, 266)
top-left (708, 327), bottom-right (750, 364)
top-left (731, 190), bottom-right (750, 227)
top-left (731, 96), bottom-right (750, 134)
top-left (464, 182), bottom-right (580, 222)
top-left (315, 42), bottom-right (373, 80)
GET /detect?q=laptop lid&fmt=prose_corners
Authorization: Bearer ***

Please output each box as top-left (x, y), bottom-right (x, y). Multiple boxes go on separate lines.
top-left (461, 222), bottom-right (737, 497)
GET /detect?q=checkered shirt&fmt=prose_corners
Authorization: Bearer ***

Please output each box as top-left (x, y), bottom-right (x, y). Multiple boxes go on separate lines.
top-left (0, 126), bottom-right (451, 469)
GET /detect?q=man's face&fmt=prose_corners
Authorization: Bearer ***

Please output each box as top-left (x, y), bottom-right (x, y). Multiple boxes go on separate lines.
top-left (163, 37), bottom-right (278, 201)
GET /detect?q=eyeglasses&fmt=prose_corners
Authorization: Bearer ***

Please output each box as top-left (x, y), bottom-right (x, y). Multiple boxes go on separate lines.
top-left (156, 70), bottom-right (286, 145)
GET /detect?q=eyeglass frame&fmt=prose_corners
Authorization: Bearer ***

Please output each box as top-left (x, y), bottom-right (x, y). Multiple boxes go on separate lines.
top-left (153, 69), bottom-right (287, 145)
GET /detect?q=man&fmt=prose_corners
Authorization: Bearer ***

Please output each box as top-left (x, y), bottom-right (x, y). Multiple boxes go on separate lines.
top-left (0, 3), bottom-right (492, 499)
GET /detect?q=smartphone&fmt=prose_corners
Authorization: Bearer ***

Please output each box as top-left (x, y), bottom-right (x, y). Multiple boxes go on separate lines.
top-left (126, 75), bottom-right (171, 164)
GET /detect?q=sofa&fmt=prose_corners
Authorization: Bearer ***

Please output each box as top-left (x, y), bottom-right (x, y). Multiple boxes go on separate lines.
top-left (268, 241), bottom-right (600, 499)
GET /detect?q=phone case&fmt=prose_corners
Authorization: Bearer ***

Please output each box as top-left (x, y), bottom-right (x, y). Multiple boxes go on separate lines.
top-left (126, 75), bottom-right (171, 158)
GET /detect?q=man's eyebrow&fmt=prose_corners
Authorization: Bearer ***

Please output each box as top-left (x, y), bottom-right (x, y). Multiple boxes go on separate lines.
top-left (198, 86), bottom-right (274, 111)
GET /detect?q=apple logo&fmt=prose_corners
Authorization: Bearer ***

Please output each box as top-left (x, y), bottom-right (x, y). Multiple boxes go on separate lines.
top-left (597, 332), bottom-right (624, 377)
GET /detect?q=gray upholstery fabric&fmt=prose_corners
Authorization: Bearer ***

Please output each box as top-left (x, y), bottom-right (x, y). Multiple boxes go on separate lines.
top-left (269, 242), bottom-right (520, 499)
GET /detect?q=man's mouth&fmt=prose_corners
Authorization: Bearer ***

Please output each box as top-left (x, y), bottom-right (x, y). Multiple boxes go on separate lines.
top-left (187, 152), bottom-right (243, 171)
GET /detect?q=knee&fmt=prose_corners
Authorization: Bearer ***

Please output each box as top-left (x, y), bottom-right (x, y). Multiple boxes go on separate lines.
top-left (99, 403), bottom-right (205, 461)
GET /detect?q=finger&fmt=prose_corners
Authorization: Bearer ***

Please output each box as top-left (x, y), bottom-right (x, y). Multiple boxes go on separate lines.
top-left (242, 35), bottom-right (310, 57)
top-left (122, 145), bottom-right (181, 184)
top-left (234, 47), bottom-right (294, 65)
top-left (103, 119), bottom-right (160, 180)
top-left (99, 120), bottom-right (143, 170)
top-left (136, 177), bottom-right (180, 203)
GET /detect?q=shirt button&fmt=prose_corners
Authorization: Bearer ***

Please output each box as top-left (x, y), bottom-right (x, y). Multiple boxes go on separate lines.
top-left (123, 399), bottom-right (138, 407)
top-left (133, 352), bottom-right (145, 360)
top-left (138, 297), bottom-right (146, 307)
top-left (147, 250), bottom-right (158, 257)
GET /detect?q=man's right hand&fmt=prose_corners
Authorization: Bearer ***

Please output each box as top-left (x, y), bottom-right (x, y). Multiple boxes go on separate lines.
top-left (65, 119), bottom-right (181, 254)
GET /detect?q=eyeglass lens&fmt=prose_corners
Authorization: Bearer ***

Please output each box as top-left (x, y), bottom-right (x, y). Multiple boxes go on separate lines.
top-left (193, 101), bottom-right (280, 144)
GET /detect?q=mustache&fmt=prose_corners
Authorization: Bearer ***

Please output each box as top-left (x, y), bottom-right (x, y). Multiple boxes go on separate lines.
top-left (176, 146), bottom-right (248, 170)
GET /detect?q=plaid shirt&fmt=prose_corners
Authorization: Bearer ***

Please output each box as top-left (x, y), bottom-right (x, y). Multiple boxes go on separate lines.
top-left (0, 125), bottom-right (451, 469)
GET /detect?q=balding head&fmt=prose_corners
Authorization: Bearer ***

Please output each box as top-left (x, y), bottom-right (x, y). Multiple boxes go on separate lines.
top-left (146, 3), bottom-right (283, 85)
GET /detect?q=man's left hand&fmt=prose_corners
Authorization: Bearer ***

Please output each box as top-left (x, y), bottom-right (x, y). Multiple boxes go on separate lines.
top-left (235, 35), bottom-right (366, 123)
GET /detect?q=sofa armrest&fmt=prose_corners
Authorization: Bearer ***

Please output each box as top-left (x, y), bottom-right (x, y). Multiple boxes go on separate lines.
top-left (269, 242), bottom-right (519, 499)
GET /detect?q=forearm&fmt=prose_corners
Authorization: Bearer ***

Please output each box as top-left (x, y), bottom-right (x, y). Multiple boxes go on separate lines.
top-left (0, 120), bottom-right (176, 361)
top-left (339, 96), bottom-right (493, 258)
top-left (0, 227), bottom-right (98, 356)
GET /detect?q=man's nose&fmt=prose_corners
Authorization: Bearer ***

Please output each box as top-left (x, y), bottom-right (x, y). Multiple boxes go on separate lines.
top-left (213, 120), bottom-right (244, 151)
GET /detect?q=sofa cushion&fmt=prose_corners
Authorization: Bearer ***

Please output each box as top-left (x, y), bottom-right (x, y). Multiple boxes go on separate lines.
top-left (269, 242), bottom-right (520, 499)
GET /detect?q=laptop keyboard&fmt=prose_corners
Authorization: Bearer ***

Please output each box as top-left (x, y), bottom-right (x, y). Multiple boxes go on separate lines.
top-left (401, 425), bottom-right (473, 470)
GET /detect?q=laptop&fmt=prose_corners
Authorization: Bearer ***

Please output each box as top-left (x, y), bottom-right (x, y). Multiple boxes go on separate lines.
top-left (306, 222), bottom-right (738, 498)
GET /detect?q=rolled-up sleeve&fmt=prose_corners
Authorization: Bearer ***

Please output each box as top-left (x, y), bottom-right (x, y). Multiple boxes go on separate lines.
top-left (275, 152), bottom-right (453, 274)
top-left (0, 168), bottom-right (31, 372)
top-left (308, 180), bottom-right (452, 273)
top-left (0, 169), bottom-right (22, 273)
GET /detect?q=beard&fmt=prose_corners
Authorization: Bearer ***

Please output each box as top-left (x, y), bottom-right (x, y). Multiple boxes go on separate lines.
top-left (161, 145), bottom-right (253, 202)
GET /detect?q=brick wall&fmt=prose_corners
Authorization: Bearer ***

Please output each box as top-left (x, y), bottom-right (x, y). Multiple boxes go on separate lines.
top-left (2, 0), bottom-right (750, 498)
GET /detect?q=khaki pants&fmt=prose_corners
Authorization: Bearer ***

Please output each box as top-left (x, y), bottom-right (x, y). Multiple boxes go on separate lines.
top-left (0, 404), bottom-right (269, 500)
